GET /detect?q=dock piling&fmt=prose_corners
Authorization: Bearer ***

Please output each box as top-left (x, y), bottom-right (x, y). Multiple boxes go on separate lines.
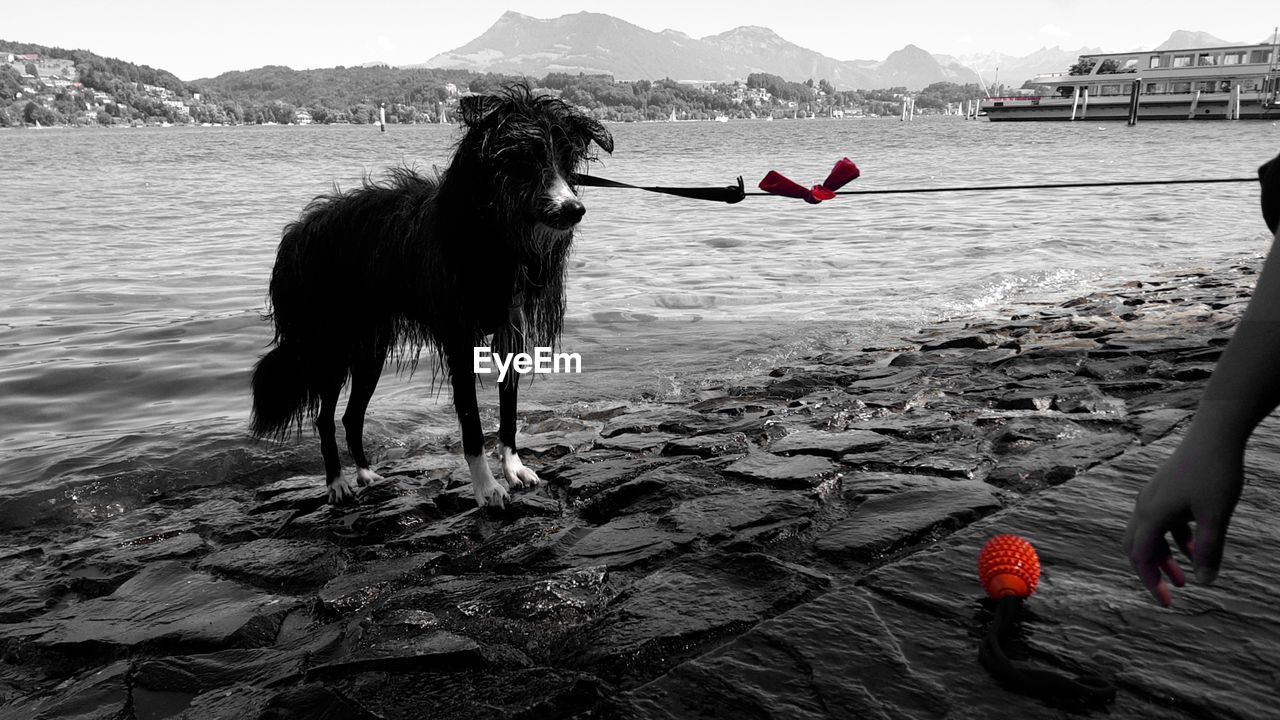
top-left (1127, 79), bottom-right (1141, 125)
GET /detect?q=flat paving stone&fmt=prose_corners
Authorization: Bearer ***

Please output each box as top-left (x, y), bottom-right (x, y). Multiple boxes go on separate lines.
top-left (722, 453), bottom-right (839, 489)
top-left (816, 474), bottom-right (1002, 561)
top-left (199, 538), bottom-right (345, 589)
top-left (568, 552), bottom-right (829, 685)
top-left (0, 562), bottom-right (295, 671)
top-left (768, 428), bottom-right (889, 457)
top-left (557, 515), bottom-right (694, 570)
top-left (854, 423), bottom-right (1280, 719)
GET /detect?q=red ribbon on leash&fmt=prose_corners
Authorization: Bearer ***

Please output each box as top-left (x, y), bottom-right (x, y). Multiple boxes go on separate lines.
top-left (758, 158), bottom-right (861, 204)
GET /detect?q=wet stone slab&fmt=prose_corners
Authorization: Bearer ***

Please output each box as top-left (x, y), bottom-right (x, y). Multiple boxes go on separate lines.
top-left (660, 431), bottom-right (751, 458)
top-left (544, 456), bottom-right (677, 500)
top-left (198, 538), bottom-right (346, 590)
top-left (596, 431), bottom-right (683, 453)
top-left (816, 473), bottom-right (1003, 562)
top-left (767, 427), bottom-right (889, 457)
top-left (555, 515), bottom-right (695, 570)
top-left (616, 586), bottom-right (948, 719)
top-left (660, 487), bottom-right (817, 545)
top-left (722, 452), bottom-right (839, 489)
top-left (840, 440), bottom-right (990, 480)
top-left (0, 263), bottom-right (1266, 718)
top-left (565, 552), bottom-right (830, 686)
top-left (0, 562), bottom-right (296, 672)
top-left (846, 427), bottom-right (1280, 720)
top-left (576, 464), bottom-right (718, 523)
top-left (600, 407), bottom-right (709, 438)
top-left (316, 553), bottom-right (441, 614)
top-left (1, 660), bottom-right (133, 720)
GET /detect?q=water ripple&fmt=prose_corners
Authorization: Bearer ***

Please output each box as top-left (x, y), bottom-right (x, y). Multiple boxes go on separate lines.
top-left (0, 119), bottom-right (1273, 497)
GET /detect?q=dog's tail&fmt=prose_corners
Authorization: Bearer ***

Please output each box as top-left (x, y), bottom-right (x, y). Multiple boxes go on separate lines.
top-left (250, 340), bottom-right (319, 439)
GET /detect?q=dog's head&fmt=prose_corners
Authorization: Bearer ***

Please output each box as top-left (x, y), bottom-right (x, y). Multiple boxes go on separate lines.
top-left (456, 83), bottom-right (614, 232)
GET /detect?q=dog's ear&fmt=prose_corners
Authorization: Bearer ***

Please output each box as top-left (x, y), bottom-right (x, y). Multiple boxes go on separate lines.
top-left (573, 114), bottom-right (614, 154)
top-left (458, 94), bottom-right (500, 127)
top-left (1260, 153), bottom-right (1279, 235)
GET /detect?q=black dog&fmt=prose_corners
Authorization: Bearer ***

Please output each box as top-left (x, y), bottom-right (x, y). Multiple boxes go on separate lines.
top-left (250, 83), bottom-right (613, 507)
top-left (1261, 151), bottom-right (1279, 236)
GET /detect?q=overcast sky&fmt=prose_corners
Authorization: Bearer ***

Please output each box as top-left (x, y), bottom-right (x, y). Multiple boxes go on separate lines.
top-left (7, 1), bottom-right (1278, 80)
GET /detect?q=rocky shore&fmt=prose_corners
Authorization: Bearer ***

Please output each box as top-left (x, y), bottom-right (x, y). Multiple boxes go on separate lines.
top-left (3, 260), bottom-right (1278, 720)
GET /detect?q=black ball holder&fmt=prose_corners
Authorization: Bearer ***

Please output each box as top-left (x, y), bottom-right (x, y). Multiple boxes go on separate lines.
top-left (979, 596), bottom-right (1117, 710)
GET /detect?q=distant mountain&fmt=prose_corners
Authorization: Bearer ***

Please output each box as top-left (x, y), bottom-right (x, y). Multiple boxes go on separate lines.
top-left (1154, 30), bottom-right (1237, 50)
top-left (416, 11), bottom-right (979, 90)
top-left (954, 27), bottom-right (1268, 89)
top-left (874, 44), bottom-right (980, 88)
top-left (955, 46), bottom-right (1102, 88)
top-left (698, 25), bottom-right (878, 88)
top-left (415, 12), bottom-right (724, 81)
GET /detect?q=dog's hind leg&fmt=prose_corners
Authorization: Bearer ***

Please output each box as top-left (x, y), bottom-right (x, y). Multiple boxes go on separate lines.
top-left (447, 341), bottom-right (509, 509)
top-left (318, 382), bottom-right (358, 504)
top-left (343, 345), bottom-right (388, 491)
top-left (498, 373), bottom-right (540, 490)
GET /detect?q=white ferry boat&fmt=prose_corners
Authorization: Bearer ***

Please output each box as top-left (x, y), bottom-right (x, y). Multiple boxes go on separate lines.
top-left (981, 42), bottom-right (1279, 121)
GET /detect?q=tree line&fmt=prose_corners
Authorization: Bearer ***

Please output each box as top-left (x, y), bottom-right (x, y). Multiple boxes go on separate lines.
top-left (1, 38), bottom-right (988, 127)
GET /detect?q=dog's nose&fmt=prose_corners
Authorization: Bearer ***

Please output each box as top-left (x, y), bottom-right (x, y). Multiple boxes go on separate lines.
top-left (561, 198), bottom-right (586, 224)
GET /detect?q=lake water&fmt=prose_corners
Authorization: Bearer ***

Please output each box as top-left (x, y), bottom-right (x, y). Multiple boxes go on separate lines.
top-left (1, 118), bottom-right (1275, 517)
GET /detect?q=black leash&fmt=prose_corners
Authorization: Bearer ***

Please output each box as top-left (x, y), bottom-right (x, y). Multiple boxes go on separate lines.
top-left (573, 173), bottom-right (747, 203)
top-left (575, 173), bottom-right (1256, 203)
top-left (980, 596), bottom-right (1117, 710)
top-left (790, 176), bottom-right (1258, 196)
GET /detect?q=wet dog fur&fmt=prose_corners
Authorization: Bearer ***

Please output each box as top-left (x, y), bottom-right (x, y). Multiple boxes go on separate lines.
top-left (250, 83), bottom-right (613, 507)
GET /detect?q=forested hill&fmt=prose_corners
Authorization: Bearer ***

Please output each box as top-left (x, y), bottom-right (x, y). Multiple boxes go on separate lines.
top-left (195, 65), bottom-right (486, 108)
top-left (1, 39), bottom-right (190, 96)
top-left (2, 37), bottom-right (987, 127)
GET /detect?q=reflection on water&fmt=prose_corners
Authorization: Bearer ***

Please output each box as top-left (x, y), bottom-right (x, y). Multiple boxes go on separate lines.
top-left (0, 119), bottom-right (1273, 498)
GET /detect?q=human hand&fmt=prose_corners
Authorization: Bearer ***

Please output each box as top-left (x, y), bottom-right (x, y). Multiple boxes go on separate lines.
top-left (1123, 434), bottom-right (1244, 606)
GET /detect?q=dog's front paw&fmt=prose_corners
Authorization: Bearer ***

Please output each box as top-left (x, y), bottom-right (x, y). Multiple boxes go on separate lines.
top-left (474, 478), bottom-right (510, 508)
top-left (467, 454), bottom-right (509, 509)
top-left (500, 446), bottom-right (541, 490)
top-left (327, 475), bottom-right (360, 504)
top-left (356, 467), bottom-right (383, 488)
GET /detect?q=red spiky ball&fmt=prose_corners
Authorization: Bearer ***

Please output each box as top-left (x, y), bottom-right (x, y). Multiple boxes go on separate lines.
top-left (978, 534), bottom-right (1041, 599)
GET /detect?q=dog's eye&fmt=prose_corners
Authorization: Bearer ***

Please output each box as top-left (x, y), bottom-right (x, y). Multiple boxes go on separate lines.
top-left (512, 142), bottom-right (549, 163)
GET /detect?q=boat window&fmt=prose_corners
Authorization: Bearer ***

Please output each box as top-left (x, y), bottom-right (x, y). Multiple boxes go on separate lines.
top-left (1100, 84), bottom-right (1122, 95)
top-left (1170, 81), bottom-right (1192, 93)
top-left (1220, 80), bottom-right (1233, 92)
top-left (1249, 49), bottom-right (1273, 64)
top-left (1197, 53), bottom-right (1217, 66)
top-left (1222, 52), bottom-right (1245, 65)
top-left (1145, 82), bottom-right (1164, 93)
top-left (1172, 54), bottom-right (1193, 67)
top-left (1198, 80), bottom-right (1218, 92)
top-left (1148, 55), bottom-right (1161, 68)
